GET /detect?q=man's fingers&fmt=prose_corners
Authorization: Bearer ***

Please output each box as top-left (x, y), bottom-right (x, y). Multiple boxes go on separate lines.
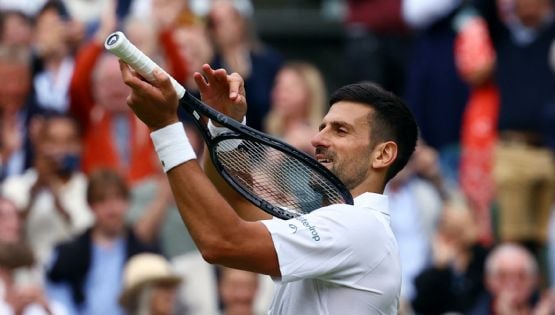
top-left (228, 72), bottom-right (244, 100)
top-left (193, 72), bottom-right (209, 94)
top-left (201, 63), bottom-right (217, 83)
top-left (119, 60), bottom-right (151, 91)
top-left (152, 68), bottom-right (177, 99)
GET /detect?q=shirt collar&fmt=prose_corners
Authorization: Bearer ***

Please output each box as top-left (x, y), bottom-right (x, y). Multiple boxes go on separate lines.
top-left (353, 192), bottom-right (390, 217)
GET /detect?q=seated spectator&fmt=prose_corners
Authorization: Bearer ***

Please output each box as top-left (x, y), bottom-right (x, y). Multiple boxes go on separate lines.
top-left (119, 253), bottom-right (182, 315)
top-left (467, 243), bottom-right (555, 315)
top-left (412, 202), bottom-right (489, 315)
top-left (45, 168), bottom-right (159, 315)
top-left (1, 113), bottom-right (92, 265)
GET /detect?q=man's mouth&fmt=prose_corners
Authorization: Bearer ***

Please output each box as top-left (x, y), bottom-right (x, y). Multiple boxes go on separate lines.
top-left (315, 155), bottom-right (333, 167)
top-left (315, 147), bottom-right (333, 167)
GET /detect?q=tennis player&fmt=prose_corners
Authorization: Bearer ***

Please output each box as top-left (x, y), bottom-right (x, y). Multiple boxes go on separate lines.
top-left (119, 62), bottom-right (418, 314)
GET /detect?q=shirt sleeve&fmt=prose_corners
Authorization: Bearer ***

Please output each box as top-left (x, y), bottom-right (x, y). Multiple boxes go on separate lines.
top-left (261, 206), bottom-right (383, 283)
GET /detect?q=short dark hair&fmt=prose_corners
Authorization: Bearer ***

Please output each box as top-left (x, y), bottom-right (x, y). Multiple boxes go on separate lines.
top-left (86, 168), bottom-right (130, 205)
top-left (329, 82), bottom-right (418, 182)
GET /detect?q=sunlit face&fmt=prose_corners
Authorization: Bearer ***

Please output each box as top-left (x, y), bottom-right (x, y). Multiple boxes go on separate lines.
top-left (271, 68), bottom-right (310, 118)
top-left (311, 102), bottom-right (374, 191)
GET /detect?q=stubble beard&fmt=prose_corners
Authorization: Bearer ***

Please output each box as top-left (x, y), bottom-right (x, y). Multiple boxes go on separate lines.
top-left (331, 153), bottom-right (370, 191)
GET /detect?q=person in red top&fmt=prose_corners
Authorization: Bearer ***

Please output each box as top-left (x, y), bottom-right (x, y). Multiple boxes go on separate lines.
top-left (68, 1), bottom-right (188, 185)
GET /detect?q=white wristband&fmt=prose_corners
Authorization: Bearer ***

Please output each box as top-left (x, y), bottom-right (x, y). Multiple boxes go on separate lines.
top-left (150, 122), bottom-right (196, 172)
top-left (207, 116), bottom-right (246, 138)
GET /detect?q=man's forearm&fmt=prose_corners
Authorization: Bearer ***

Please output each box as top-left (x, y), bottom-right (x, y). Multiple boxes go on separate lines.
top-left (166, 160), bottom-right (279, 276)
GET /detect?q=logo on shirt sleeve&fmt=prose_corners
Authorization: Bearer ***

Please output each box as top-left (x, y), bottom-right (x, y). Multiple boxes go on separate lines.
top-left (294, 216), bottom-right (321, 242)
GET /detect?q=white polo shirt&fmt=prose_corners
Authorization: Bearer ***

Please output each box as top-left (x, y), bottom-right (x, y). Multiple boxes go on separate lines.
top-left (261, 192), bottom-right (401, 315)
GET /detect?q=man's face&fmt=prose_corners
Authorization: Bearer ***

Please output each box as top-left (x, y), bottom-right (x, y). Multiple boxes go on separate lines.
top-left (487, 253), bottom-right (538, 306)
top-left (93, 56), bottom-right (130, 113)
top-left (91, 194), bottom-right (128, 237)
top-left (311, 101), bottom-right (374, 192)
top-left (35, 118), bottom-right (82, 176)
top-left (40, 118), bottom-right (81, 157)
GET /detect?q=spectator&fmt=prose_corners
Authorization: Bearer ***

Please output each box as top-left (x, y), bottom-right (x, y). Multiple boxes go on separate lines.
top-left (32, 0), bottom-right (76, 113)
top-left (69, 1), bottom-right (187, 185)
top-left (219, 267), bottom-right (260, 315)
top-left (412, 202), bottom-right (489, 315)
top-left (402, 0), bottom-right (470, 190)
top-left (473, 0), bottom-right (555, 267)
top-left (454, 4), bottom-right (499, 245)
top-left (0, 44), bottom-right (42, 180)
top-left (467, 243), bottom-right (555, 314)
top-left (1, 113), bottom-right (92, 265)
top-left (119, 253), bottom-right (182, 315)
top-left (46, 168), bottom-right (159, 315)
top-left (207, 0), bottom-right (283, 131)
top-left (264, 61), bottom-right (327, 155)
top-left (0, 197), bottom-right (68, 315)
top-left (0, 243), bottom-right (69, 315)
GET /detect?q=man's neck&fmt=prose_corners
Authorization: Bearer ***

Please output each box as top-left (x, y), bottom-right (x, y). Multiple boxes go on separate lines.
top-left (91, 227), bottom-right (124, 248)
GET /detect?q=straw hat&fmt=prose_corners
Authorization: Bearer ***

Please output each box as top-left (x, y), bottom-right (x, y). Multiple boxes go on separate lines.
top-left (119, 253), bottom-right (182, 309)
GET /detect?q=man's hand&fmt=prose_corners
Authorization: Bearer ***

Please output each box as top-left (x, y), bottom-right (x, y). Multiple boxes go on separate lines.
top-left (119, 61), bottom-right (180, 131)
top-left (193, 64), bottom-right (246, 122)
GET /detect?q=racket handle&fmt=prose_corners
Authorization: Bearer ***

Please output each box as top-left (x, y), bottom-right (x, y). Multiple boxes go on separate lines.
top-left (104, 31), bottom-right (186, 98)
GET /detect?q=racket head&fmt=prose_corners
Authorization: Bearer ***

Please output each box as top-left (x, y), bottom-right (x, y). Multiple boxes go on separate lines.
top-left (207, 131), bottom-right (354, 219)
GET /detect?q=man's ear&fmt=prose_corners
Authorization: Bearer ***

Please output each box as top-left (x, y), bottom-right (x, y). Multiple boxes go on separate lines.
top-left (371, 141), bottom-right (398, 170)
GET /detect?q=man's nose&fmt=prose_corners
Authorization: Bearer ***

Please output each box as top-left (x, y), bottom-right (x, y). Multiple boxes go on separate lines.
top-left (311, 129), bottom-right (329, 148)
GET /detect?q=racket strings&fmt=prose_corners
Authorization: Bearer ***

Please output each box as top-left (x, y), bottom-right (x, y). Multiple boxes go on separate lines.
top-left (215, 138), bottom-right (346, 217)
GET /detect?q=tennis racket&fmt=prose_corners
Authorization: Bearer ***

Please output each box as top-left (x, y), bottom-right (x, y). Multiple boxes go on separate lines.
top-left (105, 31), bottom-right (353, 219)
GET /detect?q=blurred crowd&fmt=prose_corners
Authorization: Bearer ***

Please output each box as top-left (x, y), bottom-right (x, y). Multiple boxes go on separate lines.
top-left (0, 0), bottom-right (554, 314)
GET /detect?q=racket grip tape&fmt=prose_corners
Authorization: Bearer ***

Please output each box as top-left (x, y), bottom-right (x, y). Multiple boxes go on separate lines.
top-left (104, 31), bottom-right (186, 98)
